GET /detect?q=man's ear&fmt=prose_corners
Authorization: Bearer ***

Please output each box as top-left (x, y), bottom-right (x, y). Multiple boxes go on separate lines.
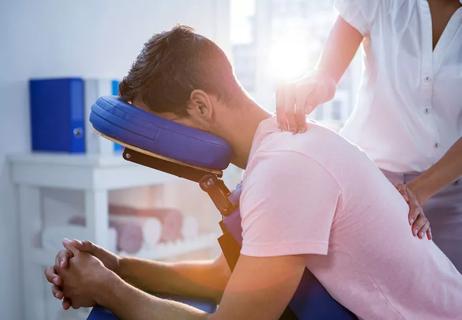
top-left (186, 90), bottom-right (215, 125)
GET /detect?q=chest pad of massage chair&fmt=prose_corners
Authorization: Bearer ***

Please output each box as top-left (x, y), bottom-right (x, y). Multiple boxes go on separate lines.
top-left (88, 96), bottom-right (357, 320)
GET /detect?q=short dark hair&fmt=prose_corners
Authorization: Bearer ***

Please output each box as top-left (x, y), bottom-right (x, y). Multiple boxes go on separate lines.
top-left (119, 25), bottom-right (241, 116)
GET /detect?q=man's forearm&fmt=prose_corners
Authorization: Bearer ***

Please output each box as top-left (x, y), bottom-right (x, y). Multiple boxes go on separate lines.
top-left (118, 254), bottom-right (230, 303)
top-left (409, 138), bottom-right (462, 203)
top-left (99, 274), bottom-right (210, 320)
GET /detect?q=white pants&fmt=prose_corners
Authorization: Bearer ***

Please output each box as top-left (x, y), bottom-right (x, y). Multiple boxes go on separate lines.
top-left (382, 170), bottom-right (462, 273)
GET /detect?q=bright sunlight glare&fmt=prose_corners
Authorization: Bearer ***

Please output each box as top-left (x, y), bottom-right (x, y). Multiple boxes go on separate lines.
top-left (267, 39), bottom-right (311, 82)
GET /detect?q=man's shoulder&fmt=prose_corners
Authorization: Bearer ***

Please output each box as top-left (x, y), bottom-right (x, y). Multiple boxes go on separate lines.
top-left (244, 130), bottom-right (343, 188)
top-left (243, 121), bottom-right (367, 194)
top-left (241, 128), bottom-right (344, 213)
top-left (250, 123), bottom-right (354, 166)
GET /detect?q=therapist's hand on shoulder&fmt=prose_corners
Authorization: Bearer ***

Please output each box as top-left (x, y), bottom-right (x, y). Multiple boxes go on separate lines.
top-left (44, 239), bottom-right (120, 309)
top-left (396, 184), bottom-right (432, 240)
top-left (276, 73), bottom-right (336, 133)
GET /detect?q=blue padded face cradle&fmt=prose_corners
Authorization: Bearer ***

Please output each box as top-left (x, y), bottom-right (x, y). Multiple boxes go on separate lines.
top-left (90, 96), bottom-right (233, 171)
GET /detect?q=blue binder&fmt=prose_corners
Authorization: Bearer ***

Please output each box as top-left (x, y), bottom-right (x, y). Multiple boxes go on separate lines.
top-left (29, 78), bottom-right (86, 153)
top-left (111, 79), bottom-right (123, 153)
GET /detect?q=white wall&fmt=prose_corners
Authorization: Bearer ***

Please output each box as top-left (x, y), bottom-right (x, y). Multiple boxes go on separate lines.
top-left (0, 1), bottom-right (229, 319)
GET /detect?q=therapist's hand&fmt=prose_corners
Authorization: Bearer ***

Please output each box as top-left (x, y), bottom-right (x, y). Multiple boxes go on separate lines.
top-left (396, 184), bottom-right (432, 240)
top-left (276, 73), bottom-right (336, 133)
top-left (44, 239), bottom-right (120, 309)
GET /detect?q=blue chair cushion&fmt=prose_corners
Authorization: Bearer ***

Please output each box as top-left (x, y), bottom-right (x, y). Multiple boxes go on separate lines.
top-left (90, 96), bottom-right (233, 171)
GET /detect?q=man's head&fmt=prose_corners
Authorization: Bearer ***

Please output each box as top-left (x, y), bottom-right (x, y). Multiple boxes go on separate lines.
top-left (119, 25), bottom-right (269, 168)
top-left (119, 25), bottom-right (245, 132)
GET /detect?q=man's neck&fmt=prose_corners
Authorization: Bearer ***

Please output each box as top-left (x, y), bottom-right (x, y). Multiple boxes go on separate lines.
top-left (131, 94), bottom-right (271, 169)
top-left (222, 96), bottom-right (271, 169)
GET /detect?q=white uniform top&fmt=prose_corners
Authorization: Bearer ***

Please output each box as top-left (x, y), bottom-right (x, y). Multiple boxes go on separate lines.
top-left (335, 0), bottom-right (462, 172)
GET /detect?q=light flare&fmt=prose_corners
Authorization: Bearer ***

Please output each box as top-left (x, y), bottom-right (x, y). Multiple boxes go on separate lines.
top-left (267, 38), bottom-right (311, 81)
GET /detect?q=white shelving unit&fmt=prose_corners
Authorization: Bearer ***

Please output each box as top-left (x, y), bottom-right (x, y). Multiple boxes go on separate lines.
top-left (9, 153), bottom-right (219, 320)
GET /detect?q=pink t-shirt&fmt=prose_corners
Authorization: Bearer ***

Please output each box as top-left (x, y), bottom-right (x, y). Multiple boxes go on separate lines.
top-left (240, 118), bottom-right (462, 320)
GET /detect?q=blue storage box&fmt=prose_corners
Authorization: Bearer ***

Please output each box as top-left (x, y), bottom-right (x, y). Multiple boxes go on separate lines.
top-left (30, 78), bottom-right (86, 153)
top-left (29, 78), bottom-right (120, 154)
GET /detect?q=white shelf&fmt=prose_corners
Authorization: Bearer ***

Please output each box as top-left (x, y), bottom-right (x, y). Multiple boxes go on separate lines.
top-left (9, 152), bottom-right (129, 166)
top-left (8, 152), bottom-right (172, 190)
top-left (9, 152), bottom-right (213, 320)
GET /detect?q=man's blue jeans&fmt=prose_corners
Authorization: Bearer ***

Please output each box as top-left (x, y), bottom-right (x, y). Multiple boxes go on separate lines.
top-left (87, 296), bottom-right (217, 319)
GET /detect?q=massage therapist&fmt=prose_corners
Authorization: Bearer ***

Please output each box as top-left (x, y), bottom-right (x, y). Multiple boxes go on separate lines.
top-left (276, 0), bottom-right (462, 270)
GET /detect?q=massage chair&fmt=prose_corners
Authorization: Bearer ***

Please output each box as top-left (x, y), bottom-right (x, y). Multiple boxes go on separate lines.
top-left (86, 96), bottom-right (357, 320)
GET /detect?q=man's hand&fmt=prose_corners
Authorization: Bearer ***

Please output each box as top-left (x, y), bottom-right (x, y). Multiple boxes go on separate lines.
top-left (276, 74), bottom-right (336, 133)
top-left (58, 241), bottom-right (118, 309)
top-left (396, 184), bottom-right (432, 240)
top-left (44, 239), bottom-right (120, 309)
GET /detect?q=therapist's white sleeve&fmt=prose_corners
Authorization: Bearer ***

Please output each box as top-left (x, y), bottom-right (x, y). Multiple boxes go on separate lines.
top-left (334, 0), bottom-right (387, 36)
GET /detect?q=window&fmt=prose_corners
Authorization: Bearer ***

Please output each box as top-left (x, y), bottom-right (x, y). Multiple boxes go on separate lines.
top-left (231, 0), bottom-right (362, 130)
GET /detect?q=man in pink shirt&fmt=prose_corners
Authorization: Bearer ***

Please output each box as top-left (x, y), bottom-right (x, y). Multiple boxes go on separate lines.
top-left (45, 26), bottom-right (462, 319)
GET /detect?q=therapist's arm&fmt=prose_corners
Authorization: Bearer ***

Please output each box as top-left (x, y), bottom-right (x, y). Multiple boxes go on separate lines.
top-left (397, 138), bottom-right (462, 240)
top-left (276, 16), bottom-right (363, 132)
top-left (407, 138), bottom-right (462, 204)
top-left (316, 16), bottom-right (364, 84)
